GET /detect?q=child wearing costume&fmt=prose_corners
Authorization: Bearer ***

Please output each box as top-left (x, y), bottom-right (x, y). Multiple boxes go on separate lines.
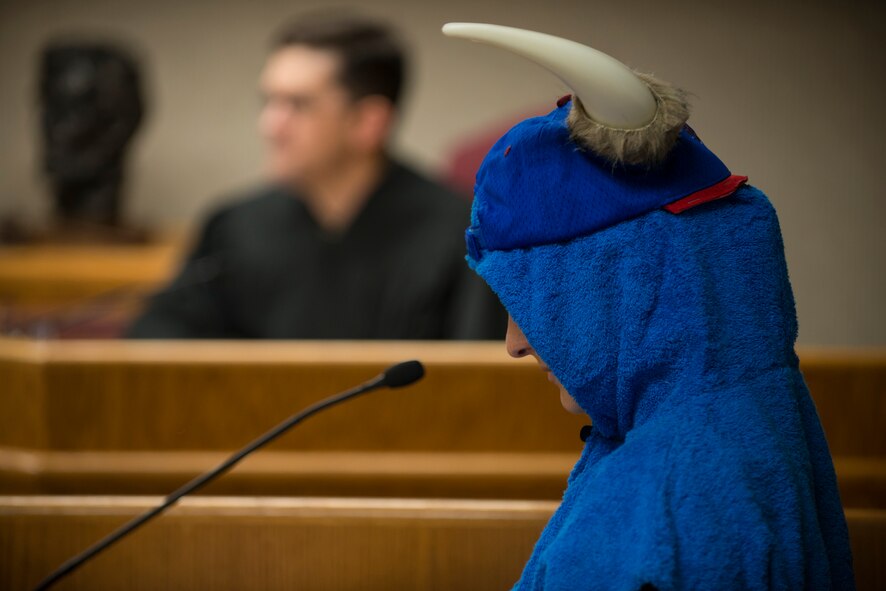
top-left (443, 23), bottom-right (854, 591)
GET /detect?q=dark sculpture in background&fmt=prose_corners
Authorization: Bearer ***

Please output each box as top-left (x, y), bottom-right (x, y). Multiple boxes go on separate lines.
top-left (39, 40), bottom-right (147, 242)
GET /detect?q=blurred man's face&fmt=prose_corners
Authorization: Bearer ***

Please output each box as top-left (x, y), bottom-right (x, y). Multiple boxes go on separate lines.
top-left (258, 46), bottom-right (357, 185)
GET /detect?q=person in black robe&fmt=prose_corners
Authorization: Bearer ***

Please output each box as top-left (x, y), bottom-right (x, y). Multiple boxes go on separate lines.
top-left (128, 161), bottom-right (503, 339)
top-left (128, 14), bottom-right (505, 340)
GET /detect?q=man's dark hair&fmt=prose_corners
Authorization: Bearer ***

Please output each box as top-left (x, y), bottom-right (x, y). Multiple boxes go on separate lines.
top-left (272, 13), bottom-right (406, 107)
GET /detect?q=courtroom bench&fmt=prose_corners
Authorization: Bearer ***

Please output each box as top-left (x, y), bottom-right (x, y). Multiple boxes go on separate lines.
top-left (1, 340), bottom-right (883, 506)
top-left (1, 496), bottom-right (882, 591)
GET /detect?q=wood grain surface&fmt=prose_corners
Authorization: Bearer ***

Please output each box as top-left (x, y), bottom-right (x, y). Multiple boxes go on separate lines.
top-left (0, 340), bottom-right (883, 506)
top-left (0, 496), bottom-right (552, 591)
top-left (0, 496), bottom-right (882, 591)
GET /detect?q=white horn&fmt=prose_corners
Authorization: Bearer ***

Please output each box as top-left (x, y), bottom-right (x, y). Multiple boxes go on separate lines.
top-left (442, 22), bottom-right (657, 130)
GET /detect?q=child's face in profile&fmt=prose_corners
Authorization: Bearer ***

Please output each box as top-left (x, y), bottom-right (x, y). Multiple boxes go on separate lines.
top-left (504, 316), bottom-right (584, 415)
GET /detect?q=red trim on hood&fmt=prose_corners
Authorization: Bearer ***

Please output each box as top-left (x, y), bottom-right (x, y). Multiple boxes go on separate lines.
top-left (663, 175), bottom-right (748, 214)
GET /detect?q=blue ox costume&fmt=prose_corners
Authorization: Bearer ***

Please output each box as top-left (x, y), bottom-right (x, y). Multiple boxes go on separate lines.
top-left (443, 23), bottom-right (854, 591)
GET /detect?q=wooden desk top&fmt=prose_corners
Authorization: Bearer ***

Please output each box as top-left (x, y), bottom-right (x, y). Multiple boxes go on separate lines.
top-left (0, 337), bottom-right (521, 365)
top-left (0, 238), bottom-right (184, 303)
top-left (1, 337), bottom-right (882, 367)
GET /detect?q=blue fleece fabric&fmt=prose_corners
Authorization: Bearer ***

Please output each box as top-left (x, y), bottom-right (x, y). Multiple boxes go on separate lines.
top-left (465, 101), bottom-right (731, 256)
top-left (468, 185), bottom-right (855, 590)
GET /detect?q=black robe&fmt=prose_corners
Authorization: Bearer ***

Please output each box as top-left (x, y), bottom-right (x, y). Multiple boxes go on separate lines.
top-left (127, 161), bottom-right (505, 339)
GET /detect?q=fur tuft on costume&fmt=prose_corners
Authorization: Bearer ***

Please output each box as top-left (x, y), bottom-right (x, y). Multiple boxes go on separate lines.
top-left (567, 72), bottom-right (690, 166)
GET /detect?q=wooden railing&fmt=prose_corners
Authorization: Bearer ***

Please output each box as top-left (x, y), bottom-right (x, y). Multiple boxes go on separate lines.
top-left (1, 339), bottom-right (883, 506)
top-left (1, 340), bottom-right (883, 589)
top-left (1, 496), bottom-right (882, 591)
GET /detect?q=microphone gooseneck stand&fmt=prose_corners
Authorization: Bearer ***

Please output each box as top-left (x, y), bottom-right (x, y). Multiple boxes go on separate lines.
top-left (33, 360), bottom-right (425, 591)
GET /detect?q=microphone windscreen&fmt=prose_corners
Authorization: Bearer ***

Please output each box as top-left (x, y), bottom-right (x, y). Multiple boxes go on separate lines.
top-left (381, 360), bottom-right (425, 388)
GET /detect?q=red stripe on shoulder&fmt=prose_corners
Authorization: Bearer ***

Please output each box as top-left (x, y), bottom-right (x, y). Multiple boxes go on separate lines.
top-left (663, 175), bottom-right (749, 214)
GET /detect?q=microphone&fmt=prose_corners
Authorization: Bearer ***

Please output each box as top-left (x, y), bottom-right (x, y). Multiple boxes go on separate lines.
top-left (379, 359), bottom-right (424, 388)
top-left (33, 359), bottom-right (425, 590)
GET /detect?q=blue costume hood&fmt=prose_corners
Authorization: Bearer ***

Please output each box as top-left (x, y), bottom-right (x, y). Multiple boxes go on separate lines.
top-left (467, 103), bottom-right (855, 589)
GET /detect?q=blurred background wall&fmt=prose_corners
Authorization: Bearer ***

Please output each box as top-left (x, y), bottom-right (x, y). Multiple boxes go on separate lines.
top-left (0, 0), bottom-right (883, 345)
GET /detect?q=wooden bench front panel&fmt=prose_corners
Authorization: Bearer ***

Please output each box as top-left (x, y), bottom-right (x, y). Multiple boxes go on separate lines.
top-left (1, 496), bottom-right (882, 591)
